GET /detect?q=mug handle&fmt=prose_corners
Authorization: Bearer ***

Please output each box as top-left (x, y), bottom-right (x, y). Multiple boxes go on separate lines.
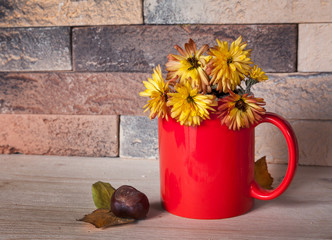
top-left (250, 112), bottom-right (299, 200)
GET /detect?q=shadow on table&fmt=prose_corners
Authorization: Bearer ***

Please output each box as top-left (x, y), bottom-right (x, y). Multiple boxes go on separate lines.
top-left (253, 165), bottom-right (332, 210)
top-left (147, 201), bottom-right (165, 219)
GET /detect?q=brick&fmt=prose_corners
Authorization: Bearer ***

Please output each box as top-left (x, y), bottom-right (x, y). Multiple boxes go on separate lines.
top-left (256, 120), bottom-right (332, 166)
top-left (0, 114), bottom-right (119, 157)
top-left (0, 27), bottom-right (71, 71)
top-left (72, 25), bottom-right (297, 73)
top-left (252, 73), bottom-right (332, 120)
top-left (120, 116), bottom-right (158, 159)
top-left (298, 24), bottom-right (332, 72)
top-left (118, 116), bottom-right (332, 166)
top-left (0, 72), bottom-right (148, 115)
top-left (144, 0), bottom-right (332, 24)
top-left (1, 72), bottom-right (330, 120)
top-left (0, 0), bottom-right (142, 27)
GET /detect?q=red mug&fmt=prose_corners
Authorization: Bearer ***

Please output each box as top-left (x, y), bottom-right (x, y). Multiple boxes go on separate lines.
top-left (158, 112), bottom-right (298, 219)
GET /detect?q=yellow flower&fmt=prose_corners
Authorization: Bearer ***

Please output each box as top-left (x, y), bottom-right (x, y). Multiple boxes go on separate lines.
top-left (207, 36), bottom-right (253, 93)
top-left (217, 91), bottom-right (266, 131)
top-left (167, 81), bottom-right (217, 127)
top-left (165, 39), bottom-right (210, 93)
top-left (249, 65), bottom-right (268, 82)
top-left (139, 65), bottom-right (169, 120)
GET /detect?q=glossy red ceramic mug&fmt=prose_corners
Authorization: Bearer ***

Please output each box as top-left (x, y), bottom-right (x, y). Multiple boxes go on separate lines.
top-left (158, 112), bottom-right (298, 219)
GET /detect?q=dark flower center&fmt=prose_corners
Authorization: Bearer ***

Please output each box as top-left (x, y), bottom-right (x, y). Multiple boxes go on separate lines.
top-left (227, 57), bottom-right (233, 65)
top-left (187, 95), bottom-right (194, 104)
top-left (162, 92), bottom-right (168, 102)
top-left (187, 57), bottom-right (200, 70)
top-left (235, 98), bottom-right (247, 111)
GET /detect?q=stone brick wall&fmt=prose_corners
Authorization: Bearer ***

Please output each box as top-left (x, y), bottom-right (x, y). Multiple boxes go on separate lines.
top-left (0, 0), bottom-right (331, 166)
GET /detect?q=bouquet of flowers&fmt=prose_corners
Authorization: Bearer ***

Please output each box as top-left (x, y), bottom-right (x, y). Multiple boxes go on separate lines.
top-left (139, 37), bottom-right (268, 131)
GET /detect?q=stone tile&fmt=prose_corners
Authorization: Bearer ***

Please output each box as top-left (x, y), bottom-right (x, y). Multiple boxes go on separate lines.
top-left (298, 24), bottom-right (332, 72)
top-left (118, 116), bottom-right (332, 166)
top-left (0, 27), bottom-right (71, 71)
top-left (0, 72), bottom-right (148, 115)
top-left (255, 120), bottom-right (332, 166)
top-left (120, 116), bottom-right (158, 159)
top-left (0, 114), bottom-right (119, 157)
top-left (1, 72), bottom-right (330, 120)
top-left (251, 73), bottom-right (332, 120)
top-left (72, 25), bottom-right (297, 73)
top-left (0, 0), bottom-right (142, 27)
top-left (144, 0), bottom-right (332, 24)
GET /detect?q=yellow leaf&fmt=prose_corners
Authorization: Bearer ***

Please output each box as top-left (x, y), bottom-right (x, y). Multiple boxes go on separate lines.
top-left (78, 209), bottom-right (135, 228)
top-left (254, 156), bottom-right (274, 190)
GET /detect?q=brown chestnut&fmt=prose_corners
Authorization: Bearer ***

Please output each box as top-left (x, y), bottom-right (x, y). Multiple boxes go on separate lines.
top-left (111, 185), bottom-right (149, 220)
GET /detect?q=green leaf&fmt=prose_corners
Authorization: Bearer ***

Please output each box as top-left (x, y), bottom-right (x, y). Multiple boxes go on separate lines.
top-left (92, 181), bottom-right (115, 210)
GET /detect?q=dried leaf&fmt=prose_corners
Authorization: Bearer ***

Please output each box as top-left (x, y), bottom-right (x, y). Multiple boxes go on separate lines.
top-left (254, 156), bottom-right (274, 190)
top-left (78, 209), bottom-right (135, 228)
top-left (92, 181), bottom-right (115, 210)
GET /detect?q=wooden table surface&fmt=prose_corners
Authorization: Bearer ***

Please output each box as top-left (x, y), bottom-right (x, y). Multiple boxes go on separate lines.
top-left (0, 155), bottom-right (331, 240)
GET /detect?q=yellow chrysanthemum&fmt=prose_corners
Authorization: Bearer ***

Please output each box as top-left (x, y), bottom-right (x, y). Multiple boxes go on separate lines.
top-left (207, 36), bottom-right (253, 93)
top-left (167, 81), bottom-right (217, 126)
top-left (249, 65), bottom-right (268, 82)
top-left (165, 39), bottom-right (210, 93)
top-left (139, 65), bottom-right (169, 120)
top-left (217, 91), bottom-right (266, 131)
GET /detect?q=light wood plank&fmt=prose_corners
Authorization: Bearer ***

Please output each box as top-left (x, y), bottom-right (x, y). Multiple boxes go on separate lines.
top-left (0, 155), bottom-right (331, 239)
